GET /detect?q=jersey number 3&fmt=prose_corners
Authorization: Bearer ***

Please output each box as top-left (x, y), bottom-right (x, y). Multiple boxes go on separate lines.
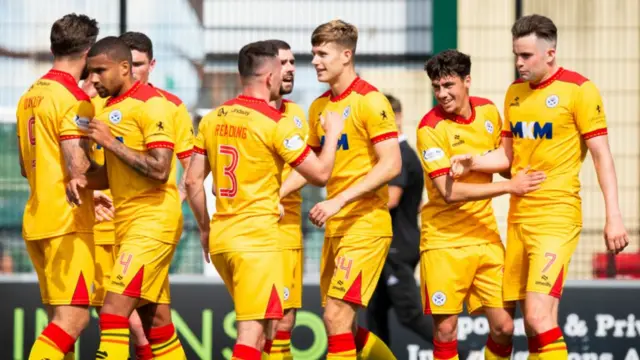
top-left (219, 145), bottom-right (239, 198)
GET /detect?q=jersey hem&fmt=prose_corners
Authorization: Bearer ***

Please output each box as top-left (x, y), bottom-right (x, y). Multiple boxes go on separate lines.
top-left (420, 238), bottom-right (500, 251)
top-left (22, 228), bottom-right (92, 241)
top-left (210, 248), bottom-right (283, 255)
top-left (323, 231), bottom-right (393, 239)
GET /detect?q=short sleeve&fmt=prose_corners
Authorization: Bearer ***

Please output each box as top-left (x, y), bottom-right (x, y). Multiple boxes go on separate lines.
top-left (307, 101), bottom-right (322, 151)
top-left (360, 92), bottom-right (398, 144)
top-left (60, 99), bottom-right (94, 140)
top-left (575, 81), bottom-right (608, 140)
top-left (416, 125), bottom-right (451, 179)
top-left (274, 115), bottom-right (311, 167)
top-left (174, 103), bottom-right (194, 159)
top-left (193, 116), bottom-right (208, 156)
top-left (138, 97), bottom-right (175, 150)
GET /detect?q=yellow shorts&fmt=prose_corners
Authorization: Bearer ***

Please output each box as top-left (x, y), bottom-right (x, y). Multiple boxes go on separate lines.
top-left (504, 223), bottom-right (580, 301)
top-left (25, 232), bottom-right (95, 305)
top-left (320, 235), bottom-right (391, 307)
top-left (94, 227), bottom-right (115, 245)
top-left (211, 251), bottom-right (284, 321)
top-left (106, 236), bottom-right (176, 304)
top-left (92, 243), bottom-right (118, 307)
top-left (282, 249), bottom-right (303, 310)
top-left (420, 242), bottom-right (511, 315)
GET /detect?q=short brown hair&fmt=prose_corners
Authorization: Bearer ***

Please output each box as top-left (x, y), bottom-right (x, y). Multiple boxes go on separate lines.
top-left (50, 13), bottom-right (99, 57)
top-left (237, 41), bottom-right (278, 78)
top-left (311, 20), bottom-right (358, 52)
top-left (120, 32), bottom-right (153, 59)
top-left (425, 49), bottom-right (471, 81)
top-left (511, 14), bottom-right (557, 46)
top-left (266, 39), bottom-right (291, 51)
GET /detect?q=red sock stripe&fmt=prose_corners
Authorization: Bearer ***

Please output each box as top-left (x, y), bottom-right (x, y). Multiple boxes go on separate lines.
top-left (99, 313), bottom-right (129, 330)
top-left (42, 323), bottom-right (75, 354)
top-left (136, 344), bottom-right (154, 360)
top-left (537, 327), bottom-right (563, 348)
top-left (148, 324), bottom-right (176, 344)
top-left (528, 336), bottom-right (540, 353)
top-left (275, 331), bottom-right (291, 340)
top-left (328, 333), bottom-right (356, 354)
top-left (433, 339), bottom-right (458, 359)
top-left (264, 339), bottom-right (273, 354)
top-left (486, 336), bottom-right (513, 357)
top-left (232, 344), bottom-right (261, 360)
top-left (355, 326), bottom-right (370, 352)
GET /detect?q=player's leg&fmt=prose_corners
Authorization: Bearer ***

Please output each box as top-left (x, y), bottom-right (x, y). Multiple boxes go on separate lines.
top-left (327, 235), bottom-right (394, 360)
top-left (523, 223), bottom-right (580, 359)
top-left (216, 251), bottom-right (284, 359)
top-left (320, 237), bottom-right (356, 359)
top-left (267, 248), bottom-right (303, 360)
top-left (469, 243), bottom-right (515, 359)
top-left (97, 236), bottom-right (166, 359)
top-left (421, 246), bottom-right (477, 360)
top-left (28, 234), bottom-right (94, 360)
top-left (385, 258), bottom-right (434, 344)
top-left (503, 223), bottom-right (536, 358)
top-left (131, 308), bottom-right (153, 360)
top-left (364, 263), bottom-right (391, 345)
top-left (137, 242), bottom-right (185, 360)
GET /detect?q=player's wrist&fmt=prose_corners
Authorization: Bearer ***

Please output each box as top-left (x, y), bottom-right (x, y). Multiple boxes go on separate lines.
top-left (334, 194), bottom-right (348, 208)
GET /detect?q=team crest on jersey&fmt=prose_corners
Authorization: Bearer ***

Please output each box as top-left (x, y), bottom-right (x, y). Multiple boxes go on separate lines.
top-left (342, 106), bottom-right (351, 119)
top-left (432, 291), bottom-right (447, 306)
top-left (283, 287), bottom-right (290, 301)
top-left (284, 134), bottom-right (305, 151)
top-left (73, 115), bottom-right (90, 130)
top-left (485, 120), bottom-right (494, 134)
top-left (293, 116), bottom-right (303, 129)
top-left (546, 94), bottom-right (559, 108)
top-left (109, 110), bottom-right (122, 124)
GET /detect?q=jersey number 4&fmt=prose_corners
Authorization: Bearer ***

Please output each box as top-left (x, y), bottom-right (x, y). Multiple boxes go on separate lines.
top-left (219, 145), bottom-right (239, 198)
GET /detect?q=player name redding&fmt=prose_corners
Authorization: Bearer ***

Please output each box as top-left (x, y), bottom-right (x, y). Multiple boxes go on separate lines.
top-left (215, 123), bottom-right (248, 139)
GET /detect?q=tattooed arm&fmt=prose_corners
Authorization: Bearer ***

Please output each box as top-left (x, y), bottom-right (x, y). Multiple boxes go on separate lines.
top-left (60, 137), bottom-right (92, 178)
top-left (105, 140), bottom-right (173, 183)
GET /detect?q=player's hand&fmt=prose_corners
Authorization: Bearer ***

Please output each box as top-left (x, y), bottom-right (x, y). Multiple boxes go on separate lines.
top-left (200, 229), bottom-right (210, 263)
top-left (66, 177), bottom-right (87, 206)
top-left (88, 119), bottom-right (114, 148)
top-left (278, 203), bottom-right (285, 221)
top-left (93, 191), bottom-right (114, 222)
top-left (321, 111), bottom-right (345, 139)
top-left (309, 198), bottom-right (344, 228)
top-left (507, 166), bottom-right (546, 196)
top-left (604, 215), bottom-right (629, 254)
top-left (449, 154), bottom-right (473, 179)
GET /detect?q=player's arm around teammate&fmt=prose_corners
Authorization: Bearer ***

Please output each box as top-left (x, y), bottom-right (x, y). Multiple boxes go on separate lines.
top-left (450, 15), bottom-right (629, 358)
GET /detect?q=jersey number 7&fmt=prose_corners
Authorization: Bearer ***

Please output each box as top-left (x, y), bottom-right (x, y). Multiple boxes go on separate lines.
top-left (219, 145), bottom-right (239, 198)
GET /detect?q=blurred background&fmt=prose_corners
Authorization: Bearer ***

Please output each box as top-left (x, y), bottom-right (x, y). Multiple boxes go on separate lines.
top-left (0, 0), bottom-right (638, 282)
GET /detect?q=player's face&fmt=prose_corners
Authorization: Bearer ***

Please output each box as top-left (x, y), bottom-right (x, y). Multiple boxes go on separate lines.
top-left (267, 58), bottom-right (284, 101)
top-left (86, 54), bottom-right (131, 98)
top-left (311, 42), bottom-right (351, 83)
top-left (278, 49), bottom-right (295, 95)
top-left (431, 75), bottom-right (471, 115)
top-left (131, 50), bottom-right (155, 84)
top-left (513, 34), bottom-right (555, 83)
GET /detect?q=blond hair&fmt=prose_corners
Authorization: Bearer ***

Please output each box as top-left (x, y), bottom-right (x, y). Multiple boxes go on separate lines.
top-left (311, 19), bottom-right (358, 52)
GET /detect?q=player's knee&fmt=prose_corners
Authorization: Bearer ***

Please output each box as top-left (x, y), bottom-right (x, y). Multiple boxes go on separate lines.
top-left (490, 318), bottom-right (514, 339)
top-left (524, 309), bottom-right (553, 332)
top-left (323, 299), bottom-right (356, 334)
top-left (277, 310), bottom-right (297, 332)
top-left (434, 315), bottom-right (458, 342)
top-left (53, 306), bottom-right (91, 337)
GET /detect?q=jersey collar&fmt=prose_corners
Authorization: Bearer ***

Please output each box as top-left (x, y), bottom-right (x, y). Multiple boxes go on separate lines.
top-left (237, 94), bottom-right (268, 104)
top-left (330, 77), bottom-right (361, 102)
top-left (529, 67), bottom-right (564, 90)
top-left (438, 100), bottom-right (476, 125)
top-left (44, 69), bottom-right (77, 87)
top-left (106, 81), bottom-right (142, 107)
